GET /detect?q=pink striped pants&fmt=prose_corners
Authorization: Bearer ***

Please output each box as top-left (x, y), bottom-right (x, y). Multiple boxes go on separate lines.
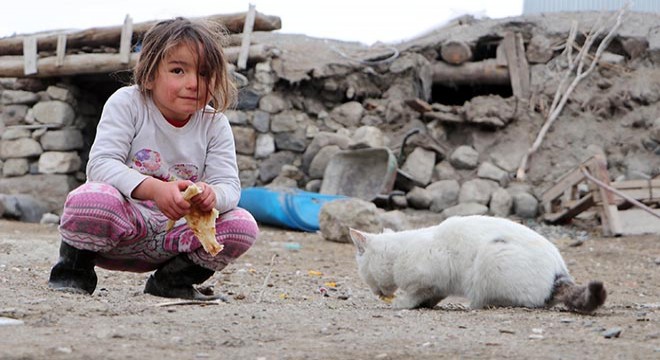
top-left (59, 182), bottom-right (259, 272)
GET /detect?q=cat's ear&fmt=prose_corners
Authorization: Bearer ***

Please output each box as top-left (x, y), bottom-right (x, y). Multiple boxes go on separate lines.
top-left (349, 228), bottom-right (369, 255)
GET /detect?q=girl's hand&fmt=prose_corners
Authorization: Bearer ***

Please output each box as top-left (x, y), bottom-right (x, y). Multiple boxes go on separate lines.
top-left (191, 182), bottom-right (216, 212)
top-left (152, 180), bottom-right (192, 220)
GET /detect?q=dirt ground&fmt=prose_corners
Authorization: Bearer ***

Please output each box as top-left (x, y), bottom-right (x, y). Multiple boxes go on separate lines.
top-left (0, 216), bottom-right (658, 360)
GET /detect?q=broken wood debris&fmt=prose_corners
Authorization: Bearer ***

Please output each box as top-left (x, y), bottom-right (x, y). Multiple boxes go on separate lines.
top-left (541, 155), bottom-right (660, 237)
top-left (0, 10), bottom-right (281, 77)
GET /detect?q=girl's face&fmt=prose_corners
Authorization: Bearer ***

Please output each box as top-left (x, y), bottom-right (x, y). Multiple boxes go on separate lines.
top-left (146, 42), bottom-right (212, 123)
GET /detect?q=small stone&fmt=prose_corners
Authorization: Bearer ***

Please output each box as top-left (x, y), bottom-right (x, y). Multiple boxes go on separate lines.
top-left (602, 327), bottom-right (623, 339)
top-left (54, 347), bottom-right (72, 354)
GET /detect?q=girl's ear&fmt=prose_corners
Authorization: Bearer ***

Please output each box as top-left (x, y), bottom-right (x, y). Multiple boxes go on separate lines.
top-left (349, 228), bottom-right (369, 255)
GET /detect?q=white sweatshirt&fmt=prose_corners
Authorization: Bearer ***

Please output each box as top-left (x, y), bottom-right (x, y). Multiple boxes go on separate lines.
top-left (86, 85), bottom-right (240, 213)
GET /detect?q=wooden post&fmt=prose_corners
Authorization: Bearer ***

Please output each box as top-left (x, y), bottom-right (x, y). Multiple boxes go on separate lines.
top-left (56, 34), bottom-right (67, 67)
top-left (120, 14), bottom-right (134, 64)
top-left (23, 36), bottom-right (38, 75)
top-left (502, 32), bottom-right (530, 100)
top-left (585, 156), bottom-right (622, 236)
top-left (237, 4), bottom-right (257, 70)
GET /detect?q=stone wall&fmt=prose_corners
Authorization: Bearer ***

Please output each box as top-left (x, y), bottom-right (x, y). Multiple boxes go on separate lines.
top-left (1, 13), bottom-right (659, 225)
top-left (0, 78), bottom-right (101, 221)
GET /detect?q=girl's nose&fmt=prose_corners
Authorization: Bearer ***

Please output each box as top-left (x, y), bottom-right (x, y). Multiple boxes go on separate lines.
top-left (186, 74), bottom-right (198, 90)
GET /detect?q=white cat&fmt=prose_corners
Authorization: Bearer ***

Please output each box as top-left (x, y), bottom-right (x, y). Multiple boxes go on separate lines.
top-left (349, 215), bottom-right (606, 313)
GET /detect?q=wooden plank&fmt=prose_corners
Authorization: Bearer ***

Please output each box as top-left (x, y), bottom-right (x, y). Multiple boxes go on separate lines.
top-left (515, 33), bottom-right (531, 99)
top-left (237, 4), bottom-right (257, 70)
top-left (119, 14), bottom-right (133, 64)
top-left (613, 188), bottom-right (659, 202)
top-left (502, 32), bottom-right (531, 100)
top-left (495, 43), bottom-right (508, 67)
top-left (612, 179), bottom-right (660, 189)
top-left (541, 165), bottom-right (590, 204)
top-left (55, 34), bottom-right (67, 67)
top-left (22, 36), bottom-right (38, 75)
top-left (586, 158), bottom-right (622, 236)
top-left (543, 193), bottom-right (595, 223)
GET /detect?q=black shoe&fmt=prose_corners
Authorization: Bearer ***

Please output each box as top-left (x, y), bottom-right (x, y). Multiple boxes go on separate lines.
top-left (48, 242), bottom-right (97, 295)
top-left (144, 255), bottom-right (226, 301)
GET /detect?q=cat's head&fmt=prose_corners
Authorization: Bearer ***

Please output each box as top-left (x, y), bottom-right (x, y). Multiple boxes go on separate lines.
top-left (349, 228), bottom-right (397, 298)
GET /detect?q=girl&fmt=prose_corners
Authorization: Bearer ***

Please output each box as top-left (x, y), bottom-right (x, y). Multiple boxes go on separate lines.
top-left (48, 17), bottom-right (259, 301)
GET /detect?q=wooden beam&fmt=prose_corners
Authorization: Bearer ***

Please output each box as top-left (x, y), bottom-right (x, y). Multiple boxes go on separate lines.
top-left (0, 44), bottom-right (274, 77)
top-left (432, 59), bottom-right (510, 86)
top-left (585, 157), bottom-right (622, 236)
top-left (237, 4), bottom-right (257, 70)
top-left (0, 11), bottom-right (282, 55)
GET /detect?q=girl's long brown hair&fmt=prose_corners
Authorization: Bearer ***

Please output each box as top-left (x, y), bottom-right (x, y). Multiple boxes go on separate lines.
top-left (133, 17), bottom-right (236, 112)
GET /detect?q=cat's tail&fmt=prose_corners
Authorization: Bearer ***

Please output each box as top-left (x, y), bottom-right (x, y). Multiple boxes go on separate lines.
top-left (552, 276), bottom-right (607, 313)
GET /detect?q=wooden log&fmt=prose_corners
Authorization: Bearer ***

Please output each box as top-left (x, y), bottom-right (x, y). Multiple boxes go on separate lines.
top-left (432, 59), bottom-right (509, 86)
top-left (55, 35), bottom-right (66, 67)
top-left (440, 40), bottom-right (472, 65)
top-left (0, 44), bottom-right (274, 77)
top-left (0, 12), bottom-right (282, 55)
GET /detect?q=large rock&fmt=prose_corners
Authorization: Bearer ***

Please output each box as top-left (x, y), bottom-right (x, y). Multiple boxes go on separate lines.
top-left (319, 198), bottom-right (383, 243)
top-left (0, 174), bottom-right (80, 213)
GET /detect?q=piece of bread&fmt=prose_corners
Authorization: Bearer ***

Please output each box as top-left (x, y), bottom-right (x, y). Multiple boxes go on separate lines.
top-left (166, 184), bottom-right (223, 256)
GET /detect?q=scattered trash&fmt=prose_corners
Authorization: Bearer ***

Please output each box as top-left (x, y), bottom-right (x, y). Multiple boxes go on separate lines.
top-left (284, 242), bottom-right (301, 251)
top-left (307, 270), bottom-right (322, 277)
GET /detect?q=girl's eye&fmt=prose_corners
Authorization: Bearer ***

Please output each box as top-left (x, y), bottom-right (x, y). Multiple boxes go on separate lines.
top-left (199, 71), bottom-right (208, 78)
top-left (171, 68), bottom-right (184, 75)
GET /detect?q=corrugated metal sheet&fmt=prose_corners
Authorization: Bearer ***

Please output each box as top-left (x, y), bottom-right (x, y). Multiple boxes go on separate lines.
top-left (523, 0), bottom-right (660, 14)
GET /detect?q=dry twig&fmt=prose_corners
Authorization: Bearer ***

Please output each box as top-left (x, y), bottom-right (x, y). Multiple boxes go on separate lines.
top-left (516, 7), bottom-right (627, 181)
top-left (256, 253), bottom-right (277, 303)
